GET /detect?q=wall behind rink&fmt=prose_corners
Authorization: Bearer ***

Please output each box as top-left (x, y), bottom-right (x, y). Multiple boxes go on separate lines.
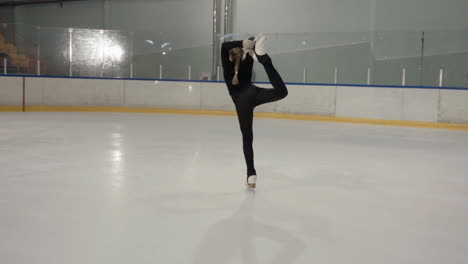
top-left (1, 76), bottom-right (468, 127)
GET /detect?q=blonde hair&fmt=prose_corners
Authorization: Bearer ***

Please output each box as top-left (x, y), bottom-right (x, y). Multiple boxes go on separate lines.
top-left (229, 48), bottom-right (244, 85)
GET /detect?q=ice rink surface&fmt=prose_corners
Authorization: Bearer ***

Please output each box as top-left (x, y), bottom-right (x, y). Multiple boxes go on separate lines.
top-left (1, 112), bottom-right (468, 264)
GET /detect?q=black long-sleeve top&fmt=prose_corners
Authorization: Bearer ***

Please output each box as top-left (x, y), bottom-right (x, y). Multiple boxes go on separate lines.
top-left (221, 41), bottom-right (254, 96)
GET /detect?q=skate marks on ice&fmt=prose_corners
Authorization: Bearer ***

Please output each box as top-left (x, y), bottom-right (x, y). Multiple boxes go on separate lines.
top-left (146, 190), bottom-right (331, 264)
top-left (149, 190), bottom-right (331, 238)
top-left (192, 191), bottom-right (305, 264)
top-left (258, 163), bottom-right (373, 192)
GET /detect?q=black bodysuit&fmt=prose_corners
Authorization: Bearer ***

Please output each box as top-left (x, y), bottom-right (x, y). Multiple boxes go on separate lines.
top-left (221, 40), bottom-right (288, 177)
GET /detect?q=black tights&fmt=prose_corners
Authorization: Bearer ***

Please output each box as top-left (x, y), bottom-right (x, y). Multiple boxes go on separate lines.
top-left (231, 55), bottom-right (288, 177)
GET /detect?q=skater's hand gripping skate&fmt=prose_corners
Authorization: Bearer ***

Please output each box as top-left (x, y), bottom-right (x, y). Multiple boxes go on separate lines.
top-left (242, 39), bottom-right (255, 51)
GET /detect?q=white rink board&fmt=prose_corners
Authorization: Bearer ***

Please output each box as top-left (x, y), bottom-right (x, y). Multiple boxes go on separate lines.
top-left (1, 76), bottom-right (468, 124)
top-left (336, 86), bottom-right (403, 120)
top-left (439, 89), bottom-right (468, 123)
top-left (25, 77), bottom-right (125, 107)
top-left (275, 85), bottom-right (336, 116)
top-left (125, 80), bottom-right (201, 109)
top-left (401, 88), bottom-right (439, 122)
top-left (0, 77), bottom-right (22, 105)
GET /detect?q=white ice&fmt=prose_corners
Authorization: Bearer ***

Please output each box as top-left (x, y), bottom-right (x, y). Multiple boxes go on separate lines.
top-left (1, 112), bottom-right (468, 264)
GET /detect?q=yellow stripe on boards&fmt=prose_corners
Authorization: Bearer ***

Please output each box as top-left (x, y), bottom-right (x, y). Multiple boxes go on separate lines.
top-left (0, 106), bottom-right (23, 112)
top-left (258, 112), bottom-right (468, 131)
top-left (1, 105), bottom-right (468, 131)
top-left (24, 106), bottom-right (238, 117)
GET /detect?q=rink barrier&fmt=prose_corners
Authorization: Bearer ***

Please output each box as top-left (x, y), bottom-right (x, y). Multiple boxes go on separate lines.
top-left (1, 105), bottom-right (468, 131)
top-left (1, 75), bottom-right (468, 130)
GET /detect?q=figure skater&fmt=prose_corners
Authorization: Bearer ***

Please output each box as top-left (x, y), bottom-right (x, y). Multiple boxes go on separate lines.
top-left (221, 34), bottom-right (288, 189)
